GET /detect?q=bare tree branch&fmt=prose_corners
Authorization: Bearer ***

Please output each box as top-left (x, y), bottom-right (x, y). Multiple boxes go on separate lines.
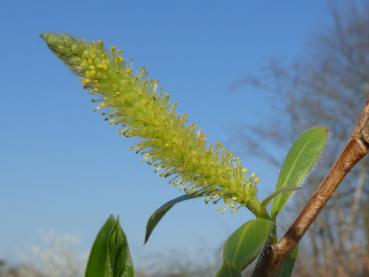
top-left (252, 98), bottom-right (369, 276)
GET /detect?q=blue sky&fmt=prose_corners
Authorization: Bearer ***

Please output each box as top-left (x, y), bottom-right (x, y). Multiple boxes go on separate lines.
top-left (1, 0), bottom-right (333, 266)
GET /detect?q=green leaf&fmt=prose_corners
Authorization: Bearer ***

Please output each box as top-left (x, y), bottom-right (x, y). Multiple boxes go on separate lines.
top-left (271, 127), bottom-right (328, 218)
top-left (276, 245), bottom-right (299, 277)
top-left (85, 215), bottom-right (134, 277)
top-left (144, 190), bottom-right (206, 244)
top-left (261, 187), bottom-right (301, 209)
top-left (222, 218), bottom-right (273, 271)
top-left (216, 263), bottom-right (242, 277)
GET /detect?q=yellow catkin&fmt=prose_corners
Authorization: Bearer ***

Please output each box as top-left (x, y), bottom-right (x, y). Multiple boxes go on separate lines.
top-left (41, 33), bottom-right (262, 214)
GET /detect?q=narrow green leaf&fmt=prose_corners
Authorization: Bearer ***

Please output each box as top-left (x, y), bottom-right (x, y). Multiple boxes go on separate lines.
top-left (85, 215), bottom-right (134, 277)
top-left (216, 263), bottom-right (242, 277)
top-left (261, 187), bottom-right (301, 209)
top-left (271, 127), bottom-right (328, 218)
top-left (222, 218), bottom-right (273, 271)
top-left (276, 245), bottom-right (299, 277)
top-left (144, 190), bottom-right (207, 244)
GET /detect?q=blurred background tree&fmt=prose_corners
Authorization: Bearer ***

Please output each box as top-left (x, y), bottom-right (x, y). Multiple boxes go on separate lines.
top-left (0, 230), bottom-right (85, 277)
top-left (0, 232), bottom-right (219, 277)
top-left (230, 1), bottom-right (369, 276)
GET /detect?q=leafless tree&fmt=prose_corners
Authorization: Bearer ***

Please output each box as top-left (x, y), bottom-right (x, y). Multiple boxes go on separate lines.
top-left (230, 1), bottom-right (369, 275)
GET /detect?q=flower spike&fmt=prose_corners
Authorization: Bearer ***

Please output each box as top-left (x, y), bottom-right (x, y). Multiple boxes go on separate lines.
top-left (41, 33), bottom-right (264, 216)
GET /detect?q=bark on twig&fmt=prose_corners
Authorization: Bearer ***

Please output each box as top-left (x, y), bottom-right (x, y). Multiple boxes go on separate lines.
top-left (252, 99), bottom-right (369, 276)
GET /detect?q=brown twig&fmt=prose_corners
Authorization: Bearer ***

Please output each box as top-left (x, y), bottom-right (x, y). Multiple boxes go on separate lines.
top-left (252, 99), bottom-right (369, 277)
